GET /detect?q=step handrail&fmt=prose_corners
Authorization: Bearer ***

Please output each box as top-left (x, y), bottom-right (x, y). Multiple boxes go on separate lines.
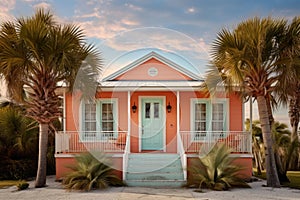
top-left (122, 132), bottom-right (130, 181)
top-left (177, 131), bottom-right (187, 181)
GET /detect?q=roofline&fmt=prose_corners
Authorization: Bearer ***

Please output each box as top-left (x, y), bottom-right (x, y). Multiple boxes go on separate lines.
top-left (102, 51), bottom-right (202, 81)
top-left (98, 86), bottom-right (205, 92)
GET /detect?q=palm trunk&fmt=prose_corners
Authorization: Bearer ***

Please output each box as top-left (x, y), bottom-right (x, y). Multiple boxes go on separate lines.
top-left (266, 97), bottom-right (289, 183)
top-left (288, 86), bottom-right (300, 170)
top-left (254, 150), bottom-right (262, 175)
top-left (257, 96), bottom-right (280, 187)
top-left (289, 120), bottom-right (297, 170)
top-left (253, 137), bottom-right (263, 175)
top-left (274, 151), bottom-right (290, 183)
top-left (35, 123), bottom-right (49, 188)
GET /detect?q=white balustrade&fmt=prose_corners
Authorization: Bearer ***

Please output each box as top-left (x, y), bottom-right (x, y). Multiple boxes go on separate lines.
top-left (180, 131), bottom-right (251, 154)
top-left (55, 131), bottom-right (128, 153)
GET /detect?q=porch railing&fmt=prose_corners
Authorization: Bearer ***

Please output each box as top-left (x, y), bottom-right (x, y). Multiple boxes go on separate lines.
top-left (55, 131), bottom-right (128, 154)
top-left (180, 131), bottom-right (251, 154)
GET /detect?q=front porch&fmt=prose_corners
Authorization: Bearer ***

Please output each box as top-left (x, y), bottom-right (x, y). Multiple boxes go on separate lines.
top-left (55, 130), bottom-right (252, 186)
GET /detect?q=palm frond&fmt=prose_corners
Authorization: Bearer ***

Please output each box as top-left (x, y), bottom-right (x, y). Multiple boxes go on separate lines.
top-left (187, 143), bottom-right (250, 191)
top-left (62, 152), bottom-right (124, 191)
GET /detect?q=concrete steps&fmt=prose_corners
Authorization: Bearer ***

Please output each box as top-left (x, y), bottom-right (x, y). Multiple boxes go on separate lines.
top-left (125, 153), bottom-right (185, 188)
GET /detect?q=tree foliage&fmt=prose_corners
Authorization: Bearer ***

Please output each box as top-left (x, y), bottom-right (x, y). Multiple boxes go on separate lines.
top-left (0, 9), bottom-right (101, 187)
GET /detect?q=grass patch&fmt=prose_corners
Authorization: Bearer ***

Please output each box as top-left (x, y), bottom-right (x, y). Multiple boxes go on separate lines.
top-left (0, 180), bottom-right (22, 189)
top-left (285, 171), bottom-right (300, 189)
top-left (253, 169), bottom-right (300, 189)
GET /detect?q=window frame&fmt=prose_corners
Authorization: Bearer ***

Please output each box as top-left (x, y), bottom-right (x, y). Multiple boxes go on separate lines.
top-left (98, 99), bottom-right (118, 139)
top-left (191, 99), bottom-right (210, 141)
top-left (80, 98), bottom-right (118, 141)
top-left (80, 100), bottom-right (97, 139)
top-left (190, 98), bottom-right (229, 141)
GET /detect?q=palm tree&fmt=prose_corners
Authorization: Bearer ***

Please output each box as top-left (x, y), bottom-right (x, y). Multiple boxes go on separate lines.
top-left (207, 17), bottom-right (288, 187)
top-left (276, 17), bottom-right (300, 169)
top-left (0, 9), bottom-right (101, 187)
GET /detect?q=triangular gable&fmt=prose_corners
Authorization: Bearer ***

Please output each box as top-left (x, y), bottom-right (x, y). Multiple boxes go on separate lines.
top-left (103, 51), bottom-right (201, 81)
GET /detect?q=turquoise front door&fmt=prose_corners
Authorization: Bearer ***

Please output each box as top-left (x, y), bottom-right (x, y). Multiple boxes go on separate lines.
top-left (141, 98), bottom-right (164, 150)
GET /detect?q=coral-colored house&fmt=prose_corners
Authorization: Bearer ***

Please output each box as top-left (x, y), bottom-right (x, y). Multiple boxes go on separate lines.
top-left (55, 51), bottom-right (252, 187)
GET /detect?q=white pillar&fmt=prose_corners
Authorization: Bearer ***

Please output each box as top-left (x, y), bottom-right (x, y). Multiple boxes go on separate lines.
top-left (127, 91), bottom-right (131, 153)
top-left (249, 96), bottom-right (253, 154)
top-left (177, 91), bottom-right (180, 153)
top-left (249, 96), bottom-right (253, 133)
top-left (63, 88), bottom-right (66, 133)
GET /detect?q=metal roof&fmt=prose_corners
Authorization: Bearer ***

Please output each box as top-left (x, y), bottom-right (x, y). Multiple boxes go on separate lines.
top-left (99, 80), bottom-right (204, 91)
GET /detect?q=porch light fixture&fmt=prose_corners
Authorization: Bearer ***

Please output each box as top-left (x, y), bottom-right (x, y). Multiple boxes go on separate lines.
top-left (166, 102), bottom-right (172, 113)
top-left (132, 102), bottom-right (137, 113)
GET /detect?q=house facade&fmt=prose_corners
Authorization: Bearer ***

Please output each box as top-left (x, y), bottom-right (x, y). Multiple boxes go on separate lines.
top-left (55, 51), bottom-right (252, 187)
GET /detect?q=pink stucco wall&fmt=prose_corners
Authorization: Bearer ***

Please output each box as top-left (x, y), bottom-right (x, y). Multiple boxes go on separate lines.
top-left (55, 155), bottom-right (123, 180)
top-left (115, 58), bottom-right (193, 81)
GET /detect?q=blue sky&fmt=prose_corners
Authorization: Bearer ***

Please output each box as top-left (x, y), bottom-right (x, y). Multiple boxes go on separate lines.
top-left (1, 0), bottom-right (299, 125)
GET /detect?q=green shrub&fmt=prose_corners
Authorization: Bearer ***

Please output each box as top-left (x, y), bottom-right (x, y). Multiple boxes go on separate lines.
top-left (62, 152), bottom-right (124, 191)
top-left (187, 143), bottom-right (250, 191)
top-left (0, 159), bottom-right (37, 180)
top-left (17, 181), bottom-right (29, 190)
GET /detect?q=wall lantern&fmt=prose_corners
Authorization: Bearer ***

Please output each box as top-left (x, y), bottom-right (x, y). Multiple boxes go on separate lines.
top-left (166, 102), bottom-right (172, 113)
top-left (132, 102), bottom-right (137, 113)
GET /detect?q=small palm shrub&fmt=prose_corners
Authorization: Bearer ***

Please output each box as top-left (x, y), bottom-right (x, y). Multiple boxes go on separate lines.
top-left (187, 143), bottom-right (250, 191)
top-left (62, 152), bottom-right (124, 191)
top-left (17, 181), bottom-right (29, 190)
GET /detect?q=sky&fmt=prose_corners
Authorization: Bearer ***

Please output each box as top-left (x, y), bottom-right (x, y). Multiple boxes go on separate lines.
top-left (1, 0), bottom-right (299, 126)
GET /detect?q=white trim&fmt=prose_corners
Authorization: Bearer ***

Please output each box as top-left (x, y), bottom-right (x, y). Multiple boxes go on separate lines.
top-left (249, 96), bottom-right (253, 133)
top-left (63, 90), bottom-right (66, 132)
top-left (176, 91), bottom-right (180, 153)
top-left (138, 96), bottom-right (166, 152)
top-left (127, 91), bottom-right (131, 153)
top-left (186, 154), bottom-right (253, 158)
top-left (103, 51), bottom-right (202, 81)
top-left (98, 98), bottom-right (119, 138)
top-left (79, 98), bottom-right (118, 141)
top-left (190, 98), bottom-right (230, 140)
top-left (79, 100), bottom-right (84, 135)
top-left (242, 97), bottom-right (245, 131)
top-left (211, 98), bottom-right (230, 131)
top-left (138, 97), bottom-right (141, 152)
top-left (190, 98), bottom-right (210, 141)
top-left (99, 86), bottom-right (203, 92)
top-left (55, 153), bottom-right (76, 158)
top-left (55, 153), bottom-right (124, 158)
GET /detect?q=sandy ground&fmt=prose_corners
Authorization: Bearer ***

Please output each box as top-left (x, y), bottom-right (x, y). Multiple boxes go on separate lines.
top-left (0, 176), bottom-right (300, 200)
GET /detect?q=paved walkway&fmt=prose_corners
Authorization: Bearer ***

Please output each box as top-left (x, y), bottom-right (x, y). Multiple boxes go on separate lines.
top-left (1, 176), bottom-right (300, 200)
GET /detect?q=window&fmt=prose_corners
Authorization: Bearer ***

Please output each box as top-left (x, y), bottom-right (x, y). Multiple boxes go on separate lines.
top-left (145, 103), bottom-right (151, 118)
top-left (83, 102), bottom-right (96, 138)
top-left (192, 101), bottom-right (209, 140)
top-left (154, 103), bottom-right (159, 118)
top-left (194, 103), bottom-right (207, 140)
top-left (81, 99), bottom-right (118, 140)
top-left (195, 103), bottom-right (207, 131)
top-left (192, 99), bottom-right (228, 140)
top-left (212, 103), bottom-right (224, 131)
top-left (100, 102), bottom-right (115, 139)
